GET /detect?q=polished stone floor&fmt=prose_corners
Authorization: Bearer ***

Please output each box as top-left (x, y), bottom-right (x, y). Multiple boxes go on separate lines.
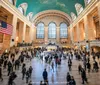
top-left (0, 55), bottom-right (100, 85)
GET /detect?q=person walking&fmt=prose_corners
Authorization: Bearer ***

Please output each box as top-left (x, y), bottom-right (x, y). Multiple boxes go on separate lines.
top-left (26, 70), bottom-right (30, 83)
top-left (7, 61), bottom-right (13, 76)
top-left (87, 61), bottom-right (91, 73)
top-left (8, 72), bottom-right (17, 85)
top-left (78, 64), bottom-right (82, 74)
top-left (0, 64), bottom-right (3, 81)
top-left (29, 66), bottom-right (33, 78)
top-left (15, 59), bottom-right (20, 70)
top-left (28, 80), bottom-right (32, 85)
top-left (66, 72), bottom-right (71, 85)
top-left (42, 69), bottom-right (48, 82)
top-left (68, 58), bottom-right (72, 71)
top-left (69, 76), bottom-right (76, 85)
top-left (22, 65), bottom-right (26, 80)
top-left (81, 68), bottom-right (88, 84)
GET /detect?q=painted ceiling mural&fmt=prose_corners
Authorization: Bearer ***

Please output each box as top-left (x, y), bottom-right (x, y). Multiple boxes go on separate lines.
top-left (16, 0), bottom-right (85, 17)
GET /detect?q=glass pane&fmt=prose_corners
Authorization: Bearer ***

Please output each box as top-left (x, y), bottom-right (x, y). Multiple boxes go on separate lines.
top-left (60, 23), bottom-right (68, 38)
top-left (37, 23), bottom-right (44, 38)
top-left (48, 22), bottom-right (56, 38)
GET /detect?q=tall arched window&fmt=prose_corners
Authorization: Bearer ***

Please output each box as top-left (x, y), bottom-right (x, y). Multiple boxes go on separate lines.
top-left (75, 3), bottom-right (83, 15)
top-left (37, 23), bottom-right (44, 38)
top-left (60, 23), bottom-right (68, 38)
top-left (48, 22), bottom-right (56, 38)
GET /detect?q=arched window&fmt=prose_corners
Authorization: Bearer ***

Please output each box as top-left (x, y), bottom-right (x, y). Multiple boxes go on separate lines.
top-left (75, 3), bottom-right (83, 15)
top-left (70, 12), bottom-right (77, 21)
top-left (48, 22), bottom-right (56, 38)
top-left (60, 23), bottom-right (68, 38)
top-left (27, 12), bottom-right (33, 21)
top-left (18, 3), bottom-right (28, 15)
top-left (37, 23), bottom-right (44, 38)
top-left (9, 0), bottom-right (15, 5)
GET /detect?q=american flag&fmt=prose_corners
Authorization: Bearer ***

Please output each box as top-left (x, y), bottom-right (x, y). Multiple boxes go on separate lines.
top-left (0, 21), bottom-right (13, 35)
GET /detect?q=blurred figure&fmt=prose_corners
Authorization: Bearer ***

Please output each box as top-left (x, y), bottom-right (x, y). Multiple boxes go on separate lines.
top-left (78, 64), bottom-right (82, 74)
top-left (29, 66), bottom-right (33, 78)
top-left (81, 68), bottom-right (88, 84)
top-left (8, 72), bottom-right (17, 85)
top-left (42, 69), bottom-right (48, 82)
top-left (0, 64), bottom-right (3, 81)
top-left (26, 70), bottom-right (30, 83)
top-left (69, 76), bottom-right (76, 85)
top-left (66, 72), bottom-right (71, 85)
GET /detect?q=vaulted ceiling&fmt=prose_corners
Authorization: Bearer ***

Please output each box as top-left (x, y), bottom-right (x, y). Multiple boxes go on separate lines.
top-left (16, 0), bottom-right (85, 16)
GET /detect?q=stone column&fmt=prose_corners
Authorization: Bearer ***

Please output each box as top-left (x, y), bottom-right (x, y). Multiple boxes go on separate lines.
top-left (76, 24), bottom-right (80, 42)
top-left (98, 3), bottom-right (100, 27)
top-left (84, 16), bottom-right (89, 41)
top-left (56, 26), bottom-right (60, 43)
top-left (22, 23), bottom-right (26, 42)
top-left (70, 25), bottom-right (74, 43)
top-left (33, 26), bottom-right (36, 43)
top-left (29, 27), bottom-right (33, 43)
top-left (10, 15), bottom-right (17, 47)
top-left (44, 26), bottom-right (48, 44)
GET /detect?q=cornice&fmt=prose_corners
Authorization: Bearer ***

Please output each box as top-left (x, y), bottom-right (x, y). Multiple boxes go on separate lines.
top-left (32, 10), bottom-right (72, 26)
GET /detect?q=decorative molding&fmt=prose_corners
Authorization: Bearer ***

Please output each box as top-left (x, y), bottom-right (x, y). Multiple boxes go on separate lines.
top-left (32, 10), bottom-right (72, 26)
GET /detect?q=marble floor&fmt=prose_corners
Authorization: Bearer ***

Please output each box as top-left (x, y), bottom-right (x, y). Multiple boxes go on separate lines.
top-left (0, 56), bottom-right (100, 85)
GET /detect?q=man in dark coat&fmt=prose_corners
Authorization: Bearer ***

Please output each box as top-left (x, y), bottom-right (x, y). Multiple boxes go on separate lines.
top-left (7, 61), bottom-right (13, 76)
top-left (15, 59), bottom-right (20, 70)
top-left (29, 66), bottom-right (33, 78)
top-left (81, 68), bottom-right (88, 84)
top-left (8, 72), bottom-right (17, 85)
top-left (22, 65), bottom-right (26, 80)
top-left (68, 58), bottom-right (72, 71)
top-left (42, 69), bottom-right (48, 81)
top-left (0, 64), bottom-right (3, 81)
top-left (66, 72), bottom-right (71, 84)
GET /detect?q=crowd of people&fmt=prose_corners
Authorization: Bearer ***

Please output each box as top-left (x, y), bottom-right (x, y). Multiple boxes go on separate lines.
top-left (0, 47), bottom-right (100, 85)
